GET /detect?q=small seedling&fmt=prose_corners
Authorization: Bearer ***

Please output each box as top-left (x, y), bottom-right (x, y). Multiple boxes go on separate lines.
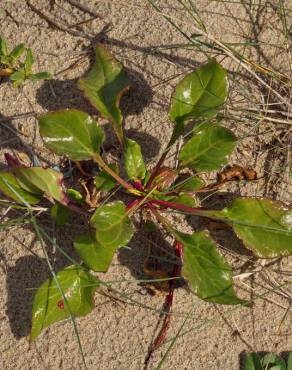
top-left (244, 351), bottom-right (292, 370)
top-left (0, 36), bottom-right (51, 86)
top-left (0, 45), bottom-right (291, 345)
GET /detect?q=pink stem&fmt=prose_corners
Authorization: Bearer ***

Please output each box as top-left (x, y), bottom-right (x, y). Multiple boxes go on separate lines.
top-left (148, 198), bottom-right (205, 214)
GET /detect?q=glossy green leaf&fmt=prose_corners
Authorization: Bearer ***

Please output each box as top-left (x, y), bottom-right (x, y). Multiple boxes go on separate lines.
top-left (30, 265), bottom-right (99, 341)
top-left (172, 175), bottom-right (204, 192)
top-left (94, 163), bottom-right (118, 192)
top-left (170, 59), bottom-right (227, 125)
top-left (39, 109), bottom-right (104, 161)
top-left (214, 198), bottom-right (292, 258)
top-left (244, 353), bottom-right (263, 370)
top-left (90, 201), bottom-right (134, 250)
top-left (13, 166), bottom-right (68, 205)
top-left (175, 230), bottom-right (244, 304)
top-left (179, 124), bottom-right (236, 171)
top-left (24, 48), bottom-right (34, 73)
top-left (124, 138), bottom-right (146, 181)
top-left (74, 233), bottom-right (116, 272)
top-left (77, 44), bottom-right (131, 141)
top-left (51, 203), bottom-right (70, 225)
top-left (0, 171), bottom-right (41, 205)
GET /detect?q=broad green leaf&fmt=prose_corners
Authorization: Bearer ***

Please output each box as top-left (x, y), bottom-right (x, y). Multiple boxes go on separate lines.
top-left (30, 265), bottom-right (98, 341)
top-left (179, 124), bottom-right (236, 171)
top-left (0, 37), bottom-right (8, 56)
top-left (28, 72), bottom-right (51, 81)
top-left (77, 44), bottom-right (131, 141)
top-left (124, 138), bottom-right (146, 181)
top-left (172, 175), bottom-right (204, 192)
top-left (94, 164), bottom-right (118, 192)
top-left (39, 109), bottom-right (104, 161)
top-left (51, 203), bottom-right (70, 225)
top-left (74, 233), bottom-right (116, 272)
top-left (9, 43), bottom-right (25, 63)
top-left (261, 353), bottom-right (286, 370)
top-left (13, 166), bottom-right (68, 205)
top-left (0, 171), bottom-right (41, 205)
top-left (90, 201), bottom-right (134, 250)
top-left (175, 230), bottom-right (245, 304)
top-left (244, 353), bottom-right (263, 370)
top-left (24, 48), bottom-right (34, 73)
top-left (170, 59), bottom-right (227, 125)
top-left (214, 198), bottom-right (292, 258)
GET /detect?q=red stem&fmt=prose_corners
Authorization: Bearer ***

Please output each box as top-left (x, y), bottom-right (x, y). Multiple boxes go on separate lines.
top-left (126, 199), bottom-right (141, 212)
top-left (148, 198), bottom-right (206, 214)
top-left (144, 240), bottom-right (183, 368)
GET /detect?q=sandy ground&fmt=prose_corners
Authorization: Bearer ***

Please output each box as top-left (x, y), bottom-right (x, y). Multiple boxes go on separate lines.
top-left (0, 1), bottom-right (291, 369)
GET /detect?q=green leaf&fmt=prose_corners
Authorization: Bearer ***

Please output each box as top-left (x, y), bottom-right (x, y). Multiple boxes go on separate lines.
top-left (10, 69), bottom-right (25, 81)
top-left (39, 109), bottom-right (104, 161)
top-left (174, 193), bottom-right (197, 207)
top-left (287, 352), bottom-right (292, 370)
top-left (244, 353), bottom-right (263, 370)
top-left (94, 164), bottom-right (118, 192)
top-left (67, 188), bottom-right (83, 203)
top-left (175, 230), bottom-right (245, 304)
top-left (179, 124), bottom-right (236, 171)
top-left (154, 192), bottom-right (197, 207)
top-left (261, 353), bottom-right (286, 370)
top-left (170, 59), bottom-right (227, 125)
top-left (0, 37), bottom-right (8, 56)
top-left (77, 44), bottom-right (131, 142)
top-left (124, 138), bottom-right (146, 181)
top-left (74, 233), bottom-right (116, 272)
top-left (30, 265), bottom-right (99, 341)
top-left (28, 72), bottom-right (52, 81)
top-left (51, 203), bottom-right (70, 225)
top-left (24, 48), bottom-right (34, 73)
top-left (215, 198), bottom-right (292, 258)
top-left (13, 166), bottom-right (68, 205)
top-left (90, 201), bottom-right (134, 250)
top-left (172, 175), bottom-right (204, 192)
top-left (0, 171), bottom-right (41, 205)
top-left (9, 43), bottom-right (25, 63)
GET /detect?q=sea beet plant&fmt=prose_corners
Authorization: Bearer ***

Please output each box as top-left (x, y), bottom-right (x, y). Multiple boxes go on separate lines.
top-left (0, 36), bottom-right (51, 86)
top-left (0, 45), bottom-right (291, 344)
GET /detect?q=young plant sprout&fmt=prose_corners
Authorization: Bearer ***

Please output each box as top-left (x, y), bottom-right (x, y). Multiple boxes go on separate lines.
top-left (0, 45), bottom-right (291, 345)
top-left (0, 37), bottom-right (51, 86)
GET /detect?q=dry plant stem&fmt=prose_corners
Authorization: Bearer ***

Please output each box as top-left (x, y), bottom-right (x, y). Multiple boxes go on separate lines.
top-left (92, 154), bottom-right (138, 194)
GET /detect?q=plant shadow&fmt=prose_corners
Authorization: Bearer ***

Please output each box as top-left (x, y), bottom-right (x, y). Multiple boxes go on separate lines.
top-left (5, 255), bottom-right (50, 339)
top-left (118, 223), bottom-right (185, 293)
top-left (4, 214), bottom-right (84, 339)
